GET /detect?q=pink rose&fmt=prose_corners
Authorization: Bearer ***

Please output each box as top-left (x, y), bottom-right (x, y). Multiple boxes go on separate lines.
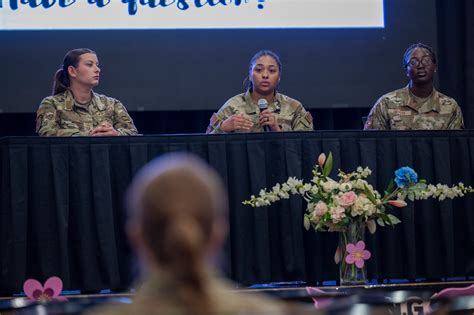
top-left (314, 201), bottom-right (328, 216)
top-left (338, 191), bottom-right (357, 207)
top-left (330, 206), bottom-right (346, 223)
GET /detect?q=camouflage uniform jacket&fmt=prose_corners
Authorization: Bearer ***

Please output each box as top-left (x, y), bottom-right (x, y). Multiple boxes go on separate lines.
top-left (86, 270), bottom-right (286, 315)
top-left (364, 86), bottom-right (464, 130)
top-left (36, 89), bottom-right (138, 136)
top-left (206, 91), bottom-right (313, 133)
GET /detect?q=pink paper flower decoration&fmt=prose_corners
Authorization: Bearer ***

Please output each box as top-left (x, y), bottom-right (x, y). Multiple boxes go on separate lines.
top-left (433, 284), bottom-right (474, 299)
top-left (345, 241), bottom-right (371, 268)
top-left (23, 276), bottom-right (67, 302)
top-left (306, 287), bottom-right (334, 309)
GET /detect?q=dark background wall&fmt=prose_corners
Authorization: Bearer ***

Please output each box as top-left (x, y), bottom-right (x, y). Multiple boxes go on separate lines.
top-left (0, 0), bottom-right (473, 135)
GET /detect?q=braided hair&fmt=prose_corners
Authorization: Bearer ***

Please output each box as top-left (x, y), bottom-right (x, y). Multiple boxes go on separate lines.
top-left (403, 43), bottom-right (437, 71)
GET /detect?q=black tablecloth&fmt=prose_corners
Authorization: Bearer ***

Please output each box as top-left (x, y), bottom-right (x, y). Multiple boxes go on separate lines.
top-left (1, 131), bottom-right (474, 293)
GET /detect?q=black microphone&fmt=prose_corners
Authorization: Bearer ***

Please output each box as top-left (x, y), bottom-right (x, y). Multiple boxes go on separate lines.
top-left (258, 99), bottom-right (271, 132)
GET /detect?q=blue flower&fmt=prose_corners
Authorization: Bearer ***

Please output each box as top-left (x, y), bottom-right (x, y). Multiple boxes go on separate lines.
top-left (394, 167), bottom-right (418, 188)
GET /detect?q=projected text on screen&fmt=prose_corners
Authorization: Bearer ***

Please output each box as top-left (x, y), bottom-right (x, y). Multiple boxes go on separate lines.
top-left (0, 0), bottom-right (384, 30)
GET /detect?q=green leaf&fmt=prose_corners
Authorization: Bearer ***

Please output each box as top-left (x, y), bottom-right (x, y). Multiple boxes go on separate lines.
top-left (316, 221), bottom-right (326, 231)
top-left (377, 218), bottom-right (385, 226)
top-left (363, 184), bottom-right (377, 204)
top-left (385, 179), bottom-right (395, 195)
top-left (304, 215), bottom-right (311, 230)
top-left (387, 214), bottom-right (401, 225)
top-left (378, 212), bottom-right (389, 222)
top-left (323, 152), bottom-right (333, 177)
top-left (310, 195), bottom-right (322, 204)
top-left (378, 205), bottom-right (386, 213)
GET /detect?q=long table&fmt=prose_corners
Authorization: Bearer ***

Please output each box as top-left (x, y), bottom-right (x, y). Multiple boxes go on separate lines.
top-left (1, 131), bottom-right (474, 294)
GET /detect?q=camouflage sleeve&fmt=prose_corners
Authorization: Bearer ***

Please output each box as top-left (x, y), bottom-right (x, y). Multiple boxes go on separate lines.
top-left (291, 102), bottom-right (313, 131)
top-left (36, 99), bottom-right (86, 136)
top-left (113, 100), bottom-right (138, 135)
top-left (206, 112), bottom-right (225, 134)
top-left (364, 97), bottom-right (390, 130)
top-left (447, 103), bottom-right (465, 129)
top-left (206, 103), bottom-right (235, 134)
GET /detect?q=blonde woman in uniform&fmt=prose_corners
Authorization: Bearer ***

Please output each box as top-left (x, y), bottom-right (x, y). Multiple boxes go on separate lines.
top-left (86, 153), bottom-right (296, 315)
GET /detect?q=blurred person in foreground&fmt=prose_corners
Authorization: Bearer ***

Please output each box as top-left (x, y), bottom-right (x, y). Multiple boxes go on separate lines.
top-left (206, 50), bottom-right (313, 133)
top-left (86, 153), bottom-right (314, 315)
top-left (36, 48), bottom-right (137, 136)
top-left (364, 43), bottom-right (464, 130)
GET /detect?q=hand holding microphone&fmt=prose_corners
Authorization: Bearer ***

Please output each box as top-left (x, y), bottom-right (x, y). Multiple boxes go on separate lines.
top-left (258, 99), bottom-right (280, 132)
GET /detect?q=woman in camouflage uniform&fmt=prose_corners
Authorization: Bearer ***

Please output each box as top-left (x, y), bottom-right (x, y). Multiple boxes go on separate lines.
top-left (364, 43), bottom-right (464, 130)
top-left (206, 50), bottom-right (313, 133)
top-left (36, 48), bottom-right (138, 136)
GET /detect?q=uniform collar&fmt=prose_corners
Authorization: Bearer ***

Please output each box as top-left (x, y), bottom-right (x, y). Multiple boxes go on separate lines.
top-left (404, 85), bottom-right (440, 114)
top-left (63, 90), bottom-right (75, 111)
top-left (244, 90), bottom-right (282, 113)
top-left (63, 89), bottom-right (105, 111)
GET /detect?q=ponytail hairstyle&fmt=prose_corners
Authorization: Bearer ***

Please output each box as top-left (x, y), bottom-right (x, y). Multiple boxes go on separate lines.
top-left (127, 153), bottom-right (228, 315)
top-left (52, 48), bottom-right (96, 95)
top-left (243, 49), bottom-right (282, 92)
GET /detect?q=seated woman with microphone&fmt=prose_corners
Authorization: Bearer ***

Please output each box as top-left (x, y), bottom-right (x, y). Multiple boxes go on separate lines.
top-left (206, 50), bottom-right (313, 133)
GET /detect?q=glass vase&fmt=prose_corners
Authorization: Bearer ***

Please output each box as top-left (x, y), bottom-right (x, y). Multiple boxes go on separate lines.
top-left (338, 221), bottom-right (368, 285)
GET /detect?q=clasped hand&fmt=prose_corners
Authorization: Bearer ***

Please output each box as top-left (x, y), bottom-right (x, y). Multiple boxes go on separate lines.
top-left (90, 122), bottom-right (119, 136)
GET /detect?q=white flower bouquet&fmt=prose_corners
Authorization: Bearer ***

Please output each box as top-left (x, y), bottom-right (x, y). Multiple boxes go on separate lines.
top-left (244, 152), bottom-right (474, 284)
top-left (244, 152), bottom-right (474, 234)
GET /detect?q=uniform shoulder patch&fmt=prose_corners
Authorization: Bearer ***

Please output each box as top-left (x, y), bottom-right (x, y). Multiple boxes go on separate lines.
top-left (209, 113), bottom-right (220, 125)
